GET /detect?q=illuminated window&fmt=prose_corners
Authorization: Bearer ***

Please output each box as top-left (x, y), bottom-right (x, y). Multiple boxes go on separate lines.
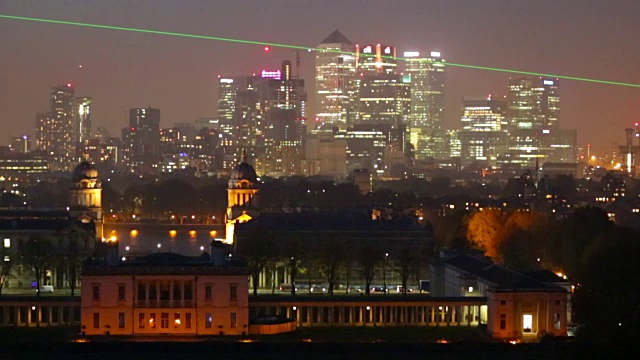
top-left (230, 312), bottom-right (237, 328)
top-left (118, 313), bottom-right (125, 329)
top-left (205, 313), bottom-right (212, 328)
top-left (523, 314), bottom-right (533, 333)
top-left (174, 313), bottom-right (181, 328)
top-left (3, 238), bottom-right (9, 248)
top-left (149, 313), bottom-right (156, 329)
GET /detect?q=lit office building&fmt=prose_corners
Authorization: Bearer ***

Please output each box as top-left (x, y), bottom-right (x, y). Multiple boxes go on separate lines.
top-left (506, 77), bottom-right (562, 166)
top-left (507, 77), bottom-right (559, 131)
top-left (403, 51), bottom-right (446, 160)
top-left (35, 84), bottom-right (76, 170)
top-left (357, 74), bottom-right (411, 127)
top-left (335, 127), bottom-right (388, 177)
top-left (217, 61), bottom-right (307, 176)
top-left (355, 44), bottom-right (397, 75)
top-left (459, 97), bottom-right (508, 167)
top-left (122, 107), bottom-right (161, 174)
top-left (11, 135), bottom-right (32, 154)
top-left (314, 30), bottom-right (356, 131)
top-left (461, 96), bottom-right (508, 132)
top-left (76, 97), bottom-right (93, 145)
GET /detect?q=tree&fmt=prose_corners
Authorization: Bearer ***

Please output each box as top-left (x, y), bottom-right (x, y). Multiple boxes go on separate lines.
top-left (64, 234), bottom-right (85, 297)
top-left (235, 227), bottom-right (274, 296)
top-left (466, 208), bottom-right (506, 260)
top-left (19, 236), bottom-right (54, 297)
top-left (573, 226), bottom-right (640, 343)
top-left (317, 238), bottom-right (344, 295)
top-left (282, 236), bottom-right (304, 296)
top-left (394, 247), bottom-right (420, 295)
top-left (552, 206), bottom-right (613, 281)
top-left (358, 245), bottom-right (383, 295)
top-left (498, 210), bottom-right (549, 270)
top-left (0, 247), bottom-right (14, 296)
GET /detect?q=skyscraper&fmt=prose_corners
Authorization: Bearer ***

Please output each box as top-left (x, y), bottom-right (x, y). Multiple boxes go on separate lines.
top-left (122, 107), bottom-right (161, 173)
top-left (11, 135), bottom-right (32, 153)
top-left (403, 51), bottom-right (446, 160)
top-left (459, 96), bottom-right (508, 167)
top-left (35, 84), bottom-right (76, 170)
top-left (314, 30), bottom-right (356, 131)
top-left (507, 77), bottom-right (559, 131)
top-left (506, 77), bottom-right (562, 165)
top-left (75, 97), bottom-right (93, 145)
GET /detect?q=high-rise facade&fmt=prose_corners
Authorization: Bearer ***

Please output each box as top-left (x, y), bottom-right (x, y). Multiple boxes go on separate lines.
top-left (41, 84), bottom-right (76, 170)
top-left (314, 30), bottom-right (356, 131)
top-left (11, 135), bottom-right (32, 153)
top-left (404, 51), bottom-right (446, 160)
top-left (506, 77), bottom-right (563, 166)
top-left (122, 107), bottom-right (161, 173)
top-left (507, 77), bottom-right (559, 131)
top-left (75, 97), bottom-right (93, 145)
top-left (459, 97), bottom-right (508, 168)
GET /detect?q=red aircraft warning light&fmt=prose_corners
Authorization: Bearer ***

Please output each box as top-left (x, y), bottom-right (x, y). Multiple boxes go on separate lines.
top-left (264, 46), bottom-right (270, 52)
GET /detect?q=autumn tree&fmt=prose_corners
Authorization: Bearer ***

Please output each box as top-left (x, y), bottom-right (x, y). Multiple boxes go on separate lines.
top-left (499, 210), bottom-right (550, 270)
top-left (466, 208), bottom-right (507, 260)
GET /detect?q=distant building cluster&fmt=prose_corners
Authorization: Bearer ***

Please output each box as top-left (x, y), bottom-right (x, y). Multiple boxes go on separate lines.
top-left (1, 30), bottom-right (587, 183)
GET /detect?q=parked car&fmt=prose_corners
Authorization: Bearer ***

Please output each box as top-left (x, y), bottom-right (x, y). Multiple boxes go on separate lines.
top-left (36, 285), bottom-right (54, 293)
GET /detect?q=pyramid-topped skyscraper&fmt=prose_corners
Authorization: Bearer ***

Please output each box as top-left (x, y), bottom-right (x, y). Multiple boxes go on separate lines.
top-left (314, 30), bottom-right (356, 131)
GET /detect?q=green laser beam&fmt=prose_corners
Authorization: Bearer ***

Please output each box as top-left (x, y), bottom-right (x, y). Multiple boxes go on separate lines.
top-left (2, 13), bottom-right (640, 89)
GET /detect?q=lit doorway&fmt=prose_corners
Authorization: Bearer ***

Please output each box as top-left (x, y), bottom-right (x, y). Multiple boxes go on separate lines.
top-left (523, 314), bottom-right (533, 333)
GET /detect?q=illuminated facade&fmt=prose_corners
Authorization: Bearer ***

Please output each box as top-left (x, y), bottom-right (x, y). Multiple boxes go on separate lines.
top-left (506, 78), bottom-right (562, 166)
top-left (122, 107), bottom-right (161, 173)
top-left (80, 247), bottom-right (250, 337)
top-left (314, 30), bottom-right (356, 131)
top-left (403, 51), bottom-right (447, 160)
top-left (35, 84), bottom-right (76, 170)
top-left (75, 97), bottom-right (92, 145)
top-left (430, 252), bottom-right (568, 341)
top-left (225, 153), bottom-right (260, 244)
top-left (335, 127), bottom-right (388, 177)
top-left (10, 135), bottom-right (32, 153)
top-left (459, 97), bottom-right (508, 167)
top-left (70, 156), bottom-right (103, 240)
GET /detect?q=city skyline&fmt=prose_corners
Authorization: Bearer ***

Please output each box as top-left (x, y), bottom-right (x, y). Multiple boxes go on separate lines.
top-left (2, 0), bottom-right (640, 154)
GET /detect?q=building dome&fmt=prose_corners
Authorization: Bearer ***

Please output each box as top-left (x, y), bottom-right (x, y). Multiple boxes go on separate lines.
top-left (230, 161), bottom-right (258, 183)
top-left (72, 161), bottom-right (99, 183)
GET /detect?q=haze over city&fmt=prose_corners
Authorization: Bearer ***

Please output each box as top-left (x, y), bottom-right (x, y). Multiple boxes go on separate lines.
top-left (2, 0), bottom-right (640, 154)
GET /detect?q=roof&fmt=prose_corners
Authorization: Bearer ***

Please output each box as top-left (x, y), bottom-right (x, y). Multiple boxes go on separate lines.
top-left (442, 253), bottom-right (567, 293)
top-left (236, 210), bottom-right (425, 232)
top-left (320, 29), bottom-right (352, 45)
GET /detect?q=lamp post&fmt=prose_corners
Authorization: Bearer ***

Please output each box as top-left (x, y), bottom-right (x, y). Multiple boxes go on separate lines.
top-left (383, 253), bottom-right (389, 294)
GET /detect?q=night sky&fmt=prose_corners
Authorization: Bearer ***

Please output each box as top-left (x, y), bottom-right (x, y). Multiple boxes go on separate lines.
top-left (1, 0), bottom-right (639, 155)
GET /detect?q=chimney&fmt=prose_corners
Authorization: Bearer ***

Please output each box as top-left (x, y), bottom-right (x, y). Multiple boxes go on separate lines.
top-left (210, 240), bottom-right (228, 266)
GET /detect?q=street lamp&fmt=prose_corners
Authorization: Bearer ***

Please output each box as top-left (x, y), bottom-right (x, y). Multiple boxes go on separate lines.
top-left (383, 253), bottom-right (389, 294)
